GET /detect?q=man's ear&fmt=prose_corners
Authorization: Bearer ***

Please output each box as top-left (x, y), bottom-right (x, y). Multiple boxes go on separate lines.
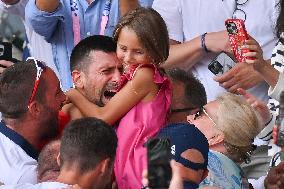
top-left (57, 152), bottom-right (61, 167)
top-left (28, 101), bottom-right (42, 118)
top-left (99, 158), bottom-right (112, 176)
top-left (72, 70), bottom-right (85, 89)
top-left (208, 131), bottom-right (224, 146)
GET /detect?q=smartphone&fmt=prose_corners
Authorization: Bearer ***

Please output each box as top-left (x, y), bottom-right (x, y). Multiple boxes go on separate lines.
top-left (208, 52), bottom-right (237, 75)
top-left (276, 91), bottom-right (284, 146)
top-left (0, 42), bottom-right (12, 62)
top-left (146, 137), bottom-right (172, 189)
top-left (225, 19), bottom-right (249, 63)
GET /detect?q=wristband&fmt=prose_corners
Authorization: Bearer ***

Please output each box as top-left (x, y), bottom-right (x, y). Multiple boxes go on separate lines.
top-left (201, 32), bottom-right (210, 53)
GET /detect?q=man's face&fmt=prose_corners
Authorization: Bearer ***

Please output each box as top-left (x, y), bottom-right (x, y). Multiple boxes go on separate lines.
top-left (187, 101), bottom-right (219, 141)
top-left (40, 68), bottom-right (66, 139)
top-left (76, 51), bottom-right (122, 106)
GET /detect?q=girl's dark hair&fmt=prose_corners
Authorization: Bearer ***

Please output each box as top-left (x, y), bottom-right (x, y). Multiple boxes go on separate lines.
top-left (113, 7), bottom-right (169, 65)
top-left (276, 0), bottom-right (284, 41)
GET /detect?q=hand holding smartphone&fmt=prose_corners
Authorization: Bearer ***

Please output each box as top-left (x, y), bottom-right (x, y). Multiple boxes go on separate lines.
top-left (225, 19), bottom-right (250, 63)
top-left (208, 52), bottom-right (236, 75)
top-left (146, 137), bottom-right (172, 189)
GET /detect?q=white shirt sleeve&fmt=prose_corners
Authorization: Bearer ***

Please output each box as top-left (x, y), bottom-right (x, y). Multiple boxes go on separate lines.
top-left (268, 72), bottom-right (284, 102)
top-left (152, 0), bottom-right (184, 42)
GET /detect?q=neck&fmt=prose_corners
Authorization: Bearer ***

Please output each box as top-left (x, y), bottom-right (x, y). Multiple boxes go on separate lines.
top-left (57, 168), bottom-right (95, 189)
top-left (4, 118), bottom-right (42, 151)
top-left (87, 0), bottom-right (93, 5)
top-left (209, 142), bottom-right (226, 155)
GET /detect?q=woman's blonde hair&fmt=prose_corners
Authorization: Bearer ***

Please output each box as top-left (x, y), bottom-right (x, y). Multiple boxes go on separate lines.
top-left (113, 7), bottom-right (169, 65)
top-left (215, 93), bottom-right (262, 162)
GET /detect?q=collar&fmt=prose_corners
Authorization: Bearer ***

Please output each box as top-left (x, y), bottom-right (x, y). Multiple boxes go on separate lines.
top-left (0, 120), bottom-right (39, 160)
top-left (184, 181), bottom-right (199, 189)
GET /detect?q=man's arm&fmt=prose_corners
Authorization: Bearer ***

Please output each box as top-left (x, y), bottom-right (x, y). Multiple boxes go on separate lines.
top-left (119, 0), bottom-right (139, 17)
top-left (164, 31), bottom-right (231, 69)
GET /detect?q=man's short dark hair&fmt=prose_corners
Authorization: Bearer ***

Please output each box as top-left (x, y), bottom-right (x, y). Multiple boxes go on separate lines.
top-left (37, 140), bottom-right (60, 182)
top-left (70, 35), bottom-right (117, 72)
top-left (0, 61), bottom-right (46, 118)
top-left (60, 117), bottom-right (117, 173)
top-left (167, 68), bottom-right (207, 108)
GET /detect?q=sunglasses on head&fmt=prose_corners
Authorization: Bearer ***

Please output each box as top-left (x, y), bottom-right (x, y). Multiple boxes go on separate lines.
top-left (26, 57), bottom-right (46, 108)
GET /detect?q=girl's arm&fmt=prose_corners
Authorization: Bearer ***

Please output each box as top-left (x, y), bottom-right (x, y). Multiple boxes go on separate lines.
top-left (66, 67), bottom-right (158, 125)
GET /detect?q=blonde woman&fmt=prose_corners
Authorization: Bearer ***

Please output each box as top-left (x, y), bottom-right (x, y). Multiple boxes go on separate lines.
top-left (187, 93), bottom-right (263, 189)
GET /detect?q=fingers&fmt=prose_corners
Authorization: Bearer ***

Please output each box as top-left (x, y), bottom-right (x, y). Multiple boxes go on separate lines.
top-left (0, 60), bottom-right (14, 67)
top-left (213, 69), bottom-right (234, 83)
top-left (0, 60), bottom-right (14, 74)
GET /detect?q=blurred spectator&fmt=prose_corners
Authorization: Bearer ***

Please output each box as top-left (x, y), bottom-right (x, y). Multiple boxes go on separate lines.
top-left (152, 0), bottom-right (277, 103)
top-left (158, 123), bottom-right (209, 189)
top-left (264, 162), bottom-right (284, 189)
top-left (0, 117), bottom-right (118, 189)
top-left (187, 93), bottom-right (262, 188)
top-left (25, 0), bottom-right (153, 90)
top-left (0, 59), bottom-right (65, 184)
top-left (0, 0), bottom-right (58, 76)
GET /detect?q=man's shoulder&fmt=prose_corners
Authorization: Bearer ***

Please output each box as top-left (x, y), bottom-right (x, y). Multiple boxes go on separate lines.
top-left (0, 133), bottom-right (37, 185)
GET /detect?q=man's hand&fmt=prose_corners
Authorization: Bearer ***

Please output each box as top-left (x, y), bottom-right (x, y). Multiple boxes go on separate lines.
top-left (1, 0), bottom-right (20, 5)
top-left (214, 62), bottom-right (263, 93)
top-left (264, 162), bottom-right (284, 189)
top-left (0, 60), bottom-right (13, 74)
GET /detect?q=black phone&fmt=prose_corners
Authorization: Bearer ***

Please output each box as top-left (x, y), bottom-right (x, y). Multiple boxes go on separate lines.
top-left (0, 42), bottom-right (12, 62)
top-left (208, 52), bottom-right (237, 76)
top-left (146, 137), bottom-right (172, 189)
top-left (276, 91), bottom-right (284, 146)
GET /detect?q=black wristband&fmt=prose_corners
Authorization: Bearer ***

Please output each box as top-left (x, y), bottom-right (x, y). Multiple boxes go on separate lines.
top-left (201, 32), bottom-right (210, 53)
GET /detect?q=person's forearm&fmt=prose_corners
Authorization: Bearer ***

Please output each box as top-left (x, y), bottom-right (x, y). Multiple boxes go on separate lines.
top-left (1, 0), bottom-right (20, 5)
top-left (36, 0), bottom-right (59, 12)
top-left (256, 60), bottom-right (279, 88)
top-left (163, 36), bottom-right (205, 69)
top-left (119, 0), bottom-right (139, 17)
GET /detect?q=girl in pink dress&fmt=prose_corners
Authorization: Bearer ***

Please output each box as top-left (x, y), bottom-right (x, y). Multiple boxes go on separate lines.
top-left (66, 7), bottom-right (172, 189)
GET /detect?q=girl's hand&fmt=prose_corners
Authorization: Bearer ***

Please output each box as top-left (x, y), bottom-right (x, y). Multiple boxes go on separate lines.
top-left (242, 37), bottom-right (266, 70)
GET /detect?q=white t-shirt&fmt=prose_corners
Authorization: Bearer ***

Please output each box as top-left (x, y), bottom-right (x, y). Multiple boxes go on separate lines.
top-left (153, 0), bottom-right (278, 101)
top-left (0, 124), bottom-right (38, 184)
top-left (0, 0), bottom-right (59, 77)
top-left (0, 182), bottom-right (69, 189)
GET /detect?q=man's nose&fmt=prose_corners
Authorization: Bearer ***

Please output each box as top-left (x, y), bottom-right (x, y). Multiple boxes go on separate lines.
top-left (111, 68), bottom-right (121, 83)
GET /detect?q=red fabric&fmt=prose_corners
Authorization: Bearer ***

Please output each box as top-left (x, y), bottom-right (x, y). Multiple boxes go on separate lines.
top-left (58, 111), bottom-right (71, 136)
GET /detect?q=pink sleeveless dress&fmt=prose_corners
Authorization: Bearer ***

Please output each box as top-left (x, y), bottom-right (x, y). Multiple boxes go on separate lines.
top-left (114, 64), bottom-right (172, 189)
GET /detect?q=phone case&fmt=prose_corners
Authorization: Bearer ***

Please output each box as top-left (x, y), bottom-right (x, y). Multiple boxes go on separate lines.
top-left (225, 19), bottom-right (249, 63)
top-left (208, 52), bottom-right (237, 76)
